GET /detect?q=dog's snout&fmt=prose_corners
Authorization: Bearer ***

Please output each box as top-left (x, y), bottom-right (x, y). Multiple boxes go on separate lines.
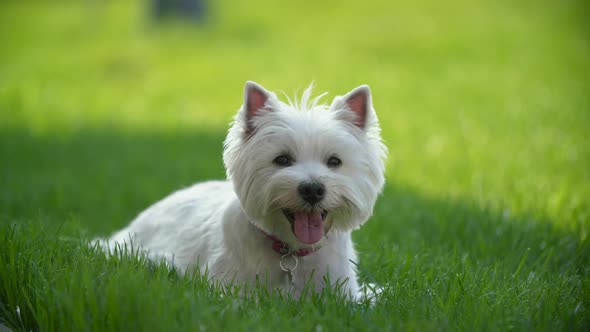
top-left (298, 181), bottom-right (326, 205)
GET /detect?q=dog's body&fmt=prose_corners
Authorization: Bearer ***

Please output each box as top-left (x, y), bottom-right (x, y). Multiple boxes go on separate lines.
top-left (105, 181), bottom-right (361, 295)
top-left (98, 82), bottom-right (387, 299)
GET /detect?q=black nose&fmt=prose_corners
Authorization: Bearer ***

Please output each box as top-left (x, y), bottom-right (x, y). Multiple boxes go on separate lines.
top-left (298, 181), bottom-right (326, 205)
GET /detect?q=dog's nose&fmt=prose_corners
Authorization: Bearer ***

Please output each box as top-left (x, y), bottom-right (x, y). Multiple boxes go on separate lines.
top-left (298, 181), bottom-right (326, 205)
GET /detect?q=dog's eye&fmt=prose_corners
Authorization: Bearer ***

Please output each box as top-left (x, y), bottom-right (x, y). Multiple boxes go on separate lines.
top-left (327, 156), bottom-right (342, 168)
top-left (273, 154), bottom-right (294, 167)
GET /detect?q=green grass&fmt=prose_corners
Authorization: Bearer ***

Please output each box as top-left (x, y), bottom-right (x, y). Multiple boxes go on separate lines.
top-left (1, 0), bottom-right (589, 330)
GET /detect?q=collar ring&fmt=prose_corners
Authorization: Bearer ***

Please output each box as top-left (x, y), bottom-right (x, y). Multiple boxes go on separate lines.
top-left (279, 253), bottom-right (298, 272)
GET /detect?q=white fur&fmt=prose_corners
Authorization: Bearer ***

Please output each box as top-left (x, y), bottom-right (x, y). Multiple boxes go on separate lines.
top-left (96, 82), bottom-right (387, 299)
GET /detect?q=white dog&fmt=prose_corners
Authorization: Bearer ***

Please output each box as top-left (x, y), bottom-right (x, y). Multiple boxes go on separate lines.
top-left (97, 81), bottom-right (387, 299)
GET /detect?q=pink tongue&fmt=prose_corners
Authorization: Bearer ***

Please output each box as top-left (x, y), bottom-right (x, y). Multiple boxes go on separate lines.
top-left (293, 211), bottom-right (324, 244)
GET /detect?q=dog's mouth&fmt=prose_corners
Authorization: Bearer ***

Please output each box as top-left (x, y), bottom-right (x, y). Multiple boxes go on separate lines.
top-left (282, 209), bottom-right (331, 244)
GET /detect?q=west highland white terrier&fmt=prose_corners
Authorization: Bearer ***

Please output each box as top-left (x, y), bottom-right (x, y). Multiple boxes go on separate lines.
top-left (97, 81), bottom-right (387, 299)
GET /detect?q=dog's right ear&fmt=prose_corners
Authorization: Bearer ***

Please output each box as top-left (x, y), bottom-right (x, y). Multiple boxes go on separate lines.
top-left (243, 81), bottom-right (274, 136)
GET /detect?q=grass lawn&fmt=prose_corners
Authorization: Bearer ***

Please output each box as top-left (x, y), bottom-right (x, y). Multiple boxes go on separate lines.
top-left (1, 0), bottom-right (589, 330)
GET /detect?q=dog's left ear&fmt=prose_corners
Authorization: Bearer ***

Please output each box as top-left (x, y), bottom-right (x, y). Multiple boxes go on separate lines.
top-left (330, 85), bottom-right (374, 130)
top-left (243, 81), bottom-right (276, 135)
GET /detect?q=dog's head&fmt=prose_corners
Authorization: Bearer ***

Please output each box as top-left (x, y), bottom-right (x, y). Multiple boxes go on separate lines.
top-left (223, 81), bottom-right (387, 249)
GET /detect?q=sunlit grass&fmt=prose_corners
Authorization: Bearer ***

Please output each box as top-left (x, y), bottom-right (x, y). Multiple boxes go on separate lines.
top-left (1, 0), bottom-right (589, 330)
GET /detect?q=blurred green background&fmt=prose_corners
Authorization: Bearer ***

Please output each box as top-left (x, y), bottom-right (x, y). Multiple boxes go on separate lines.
top-left (1, 0), bottom-right (587, 231)
top-left (0, 0), bottom-right (589, 330)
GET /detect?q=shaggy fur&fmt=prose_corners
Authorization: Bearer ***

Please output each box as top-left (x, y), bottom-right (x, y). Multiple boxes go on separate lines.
top-left (97, 81), bottom-right (387, 299)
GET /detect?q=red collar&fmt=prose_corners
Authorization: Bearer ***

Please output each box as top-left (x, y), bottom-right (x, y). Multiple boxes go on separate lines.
top-left (262, 232), bottom-right (319, 257)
